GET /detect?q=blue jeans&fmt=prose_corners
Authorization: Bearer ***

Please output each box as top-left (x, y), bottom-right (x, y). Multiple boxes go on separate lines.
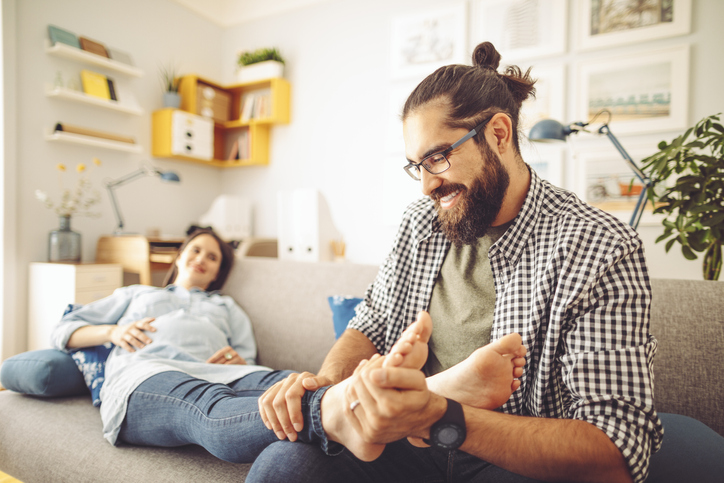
top-left (118, 370), bottom-right (333, 463)
top-left (247, 413), bottom-right (724, 483)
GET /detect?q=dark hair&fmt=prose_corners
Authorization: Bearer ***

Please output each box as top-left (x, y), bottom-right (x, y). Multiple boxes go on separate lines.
top-left (162, 228), bottom-right (235, 292)
top-left (402, 42), bottom-right (536, 155)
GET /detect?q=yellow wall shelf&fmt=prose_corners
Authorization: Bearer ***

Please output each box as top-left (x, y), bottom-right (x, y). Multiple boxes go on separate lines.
top-left (151, 75), bottom-right (290, 168)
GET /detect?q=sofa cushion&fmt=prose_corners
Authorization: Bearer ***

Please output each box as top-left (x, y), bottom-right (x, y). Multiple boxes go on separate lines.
top-left (327, 296), bottom-right (363, 339)
top-left (0, 349), bottom-right (87, 397)
top-left (70, 343), bottom-right (113, 407)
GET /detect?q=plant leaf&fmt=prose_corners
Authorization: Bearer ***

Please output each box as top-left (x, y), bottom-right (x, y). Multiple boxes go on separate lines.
top-left (682, 245), bottom-right (698, 260)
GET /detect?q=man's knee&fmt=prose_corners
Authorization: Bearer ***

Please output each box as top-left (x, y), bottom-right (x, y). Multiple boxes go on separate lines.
top-left (246, 441), bottom-right (328, 483)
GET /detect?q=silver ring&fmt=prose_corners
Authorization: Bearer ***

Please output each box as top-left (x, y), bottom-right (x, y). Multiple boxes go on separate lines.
top-left (224, 353), bottom-right (233, 361)
top-left (349, 400), bottom-right (361, 411)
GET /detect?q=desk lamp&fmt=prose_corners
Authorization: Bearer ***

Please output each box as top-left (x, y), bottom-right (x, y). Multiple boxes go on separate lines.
top-left (528, 110), bottom-right (651, 229)
top-left (105, 164), bottom-right (180, 235)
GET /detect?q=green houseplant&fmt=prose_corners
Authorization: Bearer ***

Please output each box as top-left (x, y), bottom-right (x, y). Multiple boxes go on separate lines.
top-left (159, 63), bottom-right (182, 108)
top-left (641, 113), bottom-right (724, 280)
top-left (236, 47), bottom-right (285, 83)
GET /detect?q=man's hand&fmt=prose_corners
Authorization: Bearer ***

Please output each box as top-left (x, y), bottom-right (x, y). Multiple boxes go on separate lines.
top-left (206, 346), bottom-right (247, 365)
top-left (257, 372), bottom-right (334, 441)
top-left (343, 355), bottom-right (446, 444)
top-left (109, 317), bottom-right (156, 352)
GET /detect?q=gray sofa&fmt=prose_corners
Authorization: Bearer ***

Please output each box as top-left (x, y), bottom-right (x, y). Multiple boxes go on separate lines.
top-left (0, 258), bottom-right (722, 482)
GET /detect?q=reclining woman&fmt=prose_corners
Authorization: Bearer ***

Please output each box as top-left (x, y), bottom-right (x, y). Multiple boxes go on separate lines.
top-left (52, 228), bottom-right (526, 463)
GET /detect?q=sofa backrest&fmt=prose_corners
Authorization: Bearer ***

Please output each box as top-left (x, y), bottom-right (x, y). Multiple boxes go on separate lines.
top-left (224, 258), bottom-right (379, 373)
top-left (224, 259), bottom-right (723, 436)
top-left (649, 279), bottom-right (724, 436)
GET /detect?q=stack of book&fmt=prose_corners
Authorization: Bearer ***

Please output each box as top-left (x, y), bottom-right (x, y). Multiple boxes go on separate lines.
top-left (227, 130), bottom-right (251, 161)
top-left (240, 92), bottom-right (272, 122)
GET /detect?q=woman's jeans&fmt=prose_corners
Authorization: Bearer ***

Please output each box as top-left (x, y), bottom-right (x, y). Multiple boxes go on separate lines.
top-left (118, 370), bottom-right (332, 463)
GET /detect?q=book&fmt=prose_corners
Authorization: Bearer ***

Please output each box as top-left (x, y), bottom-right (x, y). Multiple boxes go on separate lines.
top-left (227, 140), bottom-right (239, 161)
top-left (81, 70), bottom-right (110, 100)
top-left (240, 95), bottom-right (256, 122)
top-left (238, 130), bottom-right (250, 160)
top-left (106, 78), bottom-right (117, 101)
top-left (79, 36), bottom-right (109, 58)
top-left (47, 25), bottom-right (80, 49)
top-left (54, 123), bottom-right (135, 144)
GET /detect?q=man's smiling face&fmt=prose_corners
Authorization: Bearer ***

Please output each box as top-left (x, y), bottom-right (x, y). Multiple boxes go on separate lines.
top-left (403, 102), bottom-right (510, 246)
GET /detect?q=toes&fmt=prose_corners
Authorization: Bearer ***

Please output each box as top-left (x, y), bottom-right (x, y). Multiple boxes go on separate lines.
top-left (495, 333), bottom-right (523, 354)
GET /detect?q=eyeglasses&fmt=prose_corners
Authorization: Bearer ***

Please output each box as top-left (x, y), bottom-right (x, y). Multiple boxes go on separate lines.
top-left (403, 116), bottom-right (494, 181)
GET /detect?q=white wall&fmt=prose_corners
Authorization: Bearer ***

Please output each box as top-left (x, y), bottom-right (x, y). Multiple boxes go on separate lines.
top-left (4, 0), bottom-right (228, 357)
top-left (4, 0), bottom-right (724, 358)
top-left (219, 0), bottom-right (724, 275)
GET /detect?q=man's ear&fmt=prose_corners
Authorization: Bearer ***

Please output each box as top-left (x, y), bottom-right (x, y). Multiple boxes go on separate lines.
top-left (489, 113), bottom-right (513, 155)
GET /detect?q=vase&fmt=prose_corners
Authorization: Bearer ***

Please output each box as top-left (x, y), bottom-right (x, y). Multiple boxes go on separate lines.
top-left (163, 92), bottom-right (181, 109)
top-left (236, 60), bottom-right (284, 83)
top-left (48, 215), bottom-right (81, 262)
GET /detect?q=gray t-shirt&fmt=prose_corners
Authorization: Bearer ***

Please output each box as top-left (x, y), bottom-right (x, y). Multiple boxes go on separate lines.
top-left (424, 222), bottom-right (511, 376)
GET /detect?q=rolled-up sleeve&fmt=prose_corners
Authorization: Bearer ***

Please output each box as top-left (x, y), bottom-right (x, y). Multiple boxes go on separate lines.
top-left (50, 286), bottom-right (136, 351)
top-left (560, 240), bottom-right (663, 483)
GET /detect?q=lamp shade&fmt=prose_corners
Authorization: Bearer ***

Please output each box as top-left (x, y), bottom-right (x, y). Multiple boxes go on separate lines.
top-left (529, 119), bottom-right (572, 142)
top-left (159, 171), bottom-right (180, 182)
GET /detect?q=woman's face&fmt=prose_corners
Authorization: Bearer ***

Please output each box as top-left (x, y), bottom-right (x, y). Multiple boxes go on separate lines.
top-left (174, 234), bottom-right (223, 290)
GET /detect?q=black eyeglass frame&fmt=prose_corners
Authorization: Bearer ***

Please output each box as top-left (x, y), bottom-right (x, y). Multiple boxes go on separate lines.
top-left (403, 115), bottom-right (494, 181)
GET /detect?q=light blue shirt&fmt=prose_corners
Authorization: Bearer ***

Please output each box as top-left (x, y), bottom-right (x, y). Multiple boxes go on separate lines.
top-left (51, 284), bottom-right (270, 445)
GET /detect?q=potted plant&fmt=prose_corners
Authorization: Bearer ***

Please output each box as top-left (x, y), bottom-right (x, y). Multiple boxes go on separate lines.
top-left (236, 47), bottom-right (285, 83)
top-left (159, 63), bottom-right (182, 108)
top-left (641, 113), bottom-right (724, 280)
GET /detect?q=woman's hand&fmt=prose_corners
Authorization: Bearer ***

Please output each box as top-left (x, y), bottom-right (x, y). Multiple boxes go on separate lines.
top-left (110, 317), bottom-right (156, 353)
top-left (207, 346), bottom-right (247, 365)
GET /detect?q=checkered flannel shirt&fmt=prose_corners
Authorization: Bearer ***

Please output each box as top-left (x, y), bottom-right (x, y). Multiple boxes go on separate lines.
top-left (348, 169), bottom-right (664, 482)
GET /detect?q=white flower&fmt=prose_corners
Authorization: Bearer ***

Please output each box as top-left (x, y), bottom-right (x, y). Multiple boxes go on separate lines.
top-left (35, 190), bottom-right (47, 202)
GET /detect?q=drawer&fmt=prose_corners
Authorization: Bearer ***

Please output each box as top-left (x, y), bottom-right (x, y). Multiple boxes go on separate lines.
top-left (75, 287), bottom-right (117, 305)
top-left (76, 266), bottom-right (123, 291)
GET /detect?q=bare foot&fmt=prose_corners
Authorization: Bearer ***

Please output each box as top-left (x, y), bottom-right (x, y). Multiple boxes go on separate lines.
top-left (427, 333), bottom-right (527, 409)
top-left (320, 374), bottom-right (386, 461)
top-left (318, 312), bottom-right (432, 462)
top-left (383, 311), bottom-right (432, 370)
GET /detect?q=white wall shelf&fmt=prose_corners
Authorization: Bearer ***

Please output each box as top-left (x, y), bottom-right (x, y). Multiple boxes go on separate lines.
top-left (46, 41), bottom-right (144, 78)
top-left (45, 85), bottom-right (144, 115)
top-left (45, 129), bottom-right (143, 153)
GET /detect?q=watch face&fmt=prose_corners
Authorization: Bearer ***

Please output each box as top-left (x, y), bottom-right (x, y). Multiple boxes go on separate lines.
top-left (434, 423), bottom-right (464, 449)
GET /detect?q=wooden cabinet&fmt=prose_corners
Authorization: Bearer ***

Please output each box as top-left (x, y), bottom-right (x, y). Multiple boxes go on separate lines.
top-left (27, 262), bottom-right (123, 350)
top-left (151, 75), bottom-right (290, 167)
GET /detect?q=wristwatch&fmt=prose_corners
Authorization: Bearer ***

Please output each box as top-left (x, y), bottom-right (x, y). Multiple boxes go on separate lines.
top-left (424, 398), bottom-right (467, 450)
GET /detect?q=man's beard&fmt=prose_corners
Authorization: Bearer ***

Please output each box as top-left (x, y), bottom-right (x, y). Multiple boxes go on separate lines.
top-left (431, 142), bottom-right (510, 247)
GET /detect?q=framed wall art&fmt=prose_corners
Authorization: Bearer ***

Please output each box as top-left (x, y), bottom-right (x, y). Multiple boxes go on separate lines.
top-left (469, 0), bottom-right (567, 61)
top-left (519, 63), bottom-right (566, 138)
top-left (521, 142), bottom-right (566, 188)
top-left (572, 144), bottom-right (664, 227)
top-left (390, 4), bottom-right (467, 80)
top-left (574, 0), bottom-right (692, 52)
top-left (575, 44), bottom-right (689, 135)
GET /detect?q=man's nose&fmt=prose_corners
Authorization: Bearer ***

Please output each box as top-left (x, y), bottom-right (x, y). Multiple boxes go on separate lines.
top-left (420, 168), bottom-right (443, 196)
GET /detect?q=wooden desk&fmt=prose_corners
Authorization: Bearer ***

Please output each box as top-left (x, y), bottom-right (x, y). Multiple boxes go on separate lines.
top-left (96, 235), bottom-right (185, 286)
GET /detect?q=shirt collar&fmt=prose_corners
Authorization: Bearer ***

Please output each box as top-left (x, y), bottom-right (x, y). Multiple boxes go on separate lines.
top-left (165, 284), bottom-right (219, 296)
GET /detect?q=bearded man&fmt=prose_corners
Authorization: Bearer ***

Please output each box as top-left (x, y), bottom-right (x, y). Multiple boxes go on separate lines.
top-left (249, 42), bottom-right (664, 483)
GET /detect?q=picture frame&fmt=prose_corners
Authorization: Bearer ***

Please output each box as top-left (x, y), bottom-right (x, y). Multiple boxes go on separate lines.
top-left (572, 144), bottom-right (664, 227)
top-left (469, 0), bottom-right (567, 61)
top-left (574, 0), bottom-right (692, 52)
top-left (521, 142), bottom-right (566, 188)
top-left (519, 63), bottom-right (566, 139)
top-left (575, 45), bottom-right (689, 135)
top-left (390, 3), bottom-right (467, 80)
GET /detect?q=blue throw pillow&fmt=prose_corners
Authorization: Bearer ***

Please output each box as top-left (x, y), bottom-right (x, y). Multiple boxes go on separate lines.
top-left (0, 349), bottom-right (87, 397)
top-left (327, 296), bottom-right (363, 339)
top-left (70, 343), bottom-right (113, 407)
top-left (63, 303), bottom-right (113, 407)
